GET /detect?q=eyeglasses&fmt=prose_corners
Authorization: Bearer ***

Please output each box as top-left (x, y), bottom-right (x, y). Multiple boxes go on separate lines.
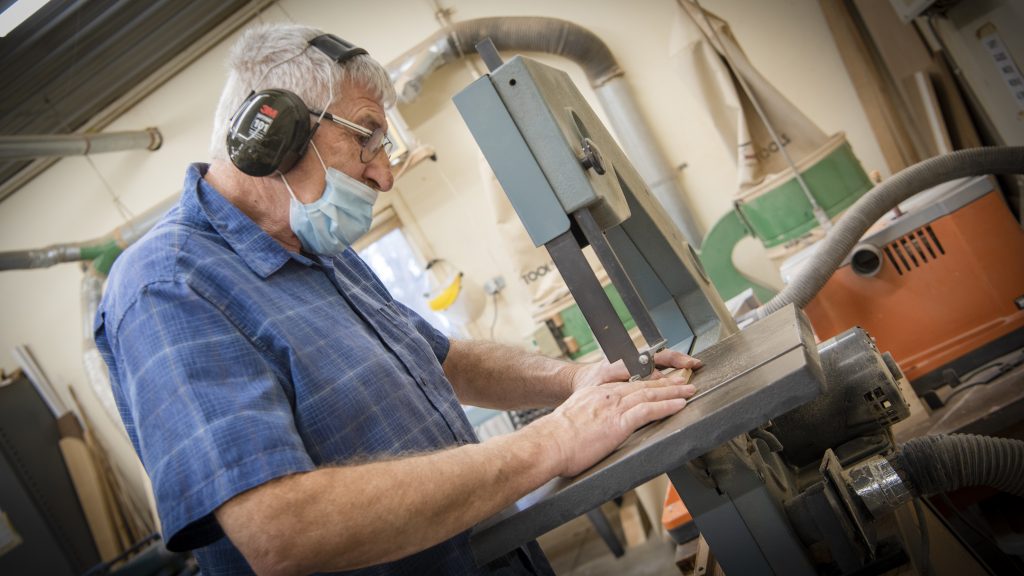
top-left (311, 111), bottom-right (393, 163)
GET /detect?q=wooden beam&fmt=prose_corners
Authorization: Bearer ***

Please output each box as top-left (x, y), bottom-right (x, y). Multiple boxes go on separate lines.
top-left (819, 0), bottom-right (921, 172)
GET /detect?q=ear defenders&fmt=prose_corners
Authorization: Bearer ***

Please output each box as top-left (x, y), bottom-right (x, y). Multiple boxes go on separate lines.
top-left (226, 34), bottom-right (369, 177)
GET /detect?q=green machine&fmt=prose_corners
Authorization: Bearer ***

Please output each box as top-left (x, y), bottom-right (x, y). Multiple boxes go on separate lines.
top-left (700, 133), bottom-right (873, 302)
top-left (549, 284), bottom-right (637, 360)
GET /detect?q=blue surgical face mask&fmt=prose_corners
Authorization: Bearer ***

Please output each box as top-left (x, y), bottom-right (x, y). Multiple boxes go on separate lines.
top-left (281, 142), bottom-right (378, 256)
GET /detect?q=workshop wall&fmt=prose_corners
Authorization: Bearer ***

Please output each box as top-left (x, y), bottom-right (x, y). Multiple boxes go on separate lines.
top-left (0, 0), bottom-right (886, 513)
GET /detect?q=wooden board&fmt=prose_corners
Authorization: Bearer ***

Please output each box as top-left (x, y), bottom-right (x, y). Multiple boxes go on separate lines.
top-left (819, 0), bottom-right (921, 172)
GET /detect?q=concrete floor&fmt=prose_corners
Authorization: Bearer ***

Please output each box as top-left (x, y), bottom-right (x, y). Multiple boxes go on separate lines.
top-left (536, 502), bottom-right (682, 576)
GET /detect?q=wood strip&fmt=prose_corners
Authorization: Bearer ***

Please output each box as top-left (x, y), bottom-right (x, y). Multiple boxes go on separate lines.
top-left (819, 0), bottom-right (920, 172)
top-left (849, 0), bottom-right (981, 155)
top-left (59, 436), bottom-right (121, 560)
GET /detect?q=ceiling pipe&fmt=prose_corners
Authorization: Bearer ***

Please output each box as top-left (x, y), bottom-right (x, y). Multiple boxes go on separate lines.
top-left (0, 128), bottom-right (162, 161)
top-left (386, 16), bottom-right (704, 247)
top-left (0, 0), bottom-right (278, 203)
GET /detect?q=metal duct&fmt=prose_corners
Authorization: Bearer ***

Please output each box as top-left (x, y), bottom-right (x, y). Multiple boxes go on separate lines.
top-left (0, 128), bottom-right (162, 161)
top-left (0, 0), bottom-right (277, 203)
top-left (594, 80), bottom-right (700, 247)
top-left (0, 243), bottom-right (85, 270)
top-left (111, 194), bottom-right (180, 247)
top-left (386, 17), bottom-right (704, 247)
top-left (0, 193), bottom-right (178, 272)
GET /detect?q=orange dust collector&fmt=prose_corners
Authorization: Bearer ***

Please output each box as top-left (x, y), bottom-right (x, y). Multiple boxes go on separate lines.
top-left (798, 176), bottom-right (1024, 400)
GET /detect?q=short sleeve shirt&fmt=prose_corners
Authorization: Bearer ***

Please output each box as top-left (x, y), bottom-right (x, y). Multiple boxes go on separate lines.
top-left (94, 164), bottom-right (552, 575)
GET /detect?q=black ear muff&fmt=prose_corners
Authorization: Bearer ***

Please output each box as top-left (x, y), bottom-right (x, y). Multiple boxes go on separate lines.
top-left (226, 35), bottom-right (367, 176)
top-left (226, 89), bottom-right (312, 177)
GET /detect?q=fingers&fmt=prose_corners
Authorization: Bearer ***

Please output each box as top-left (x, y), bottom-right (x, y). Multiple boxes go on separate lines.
top-left (602, 359), bottom-right (630, 383)
top-left (613, 372), bottom-right (692, 396)
top-left (632, 383), bottom-right (695, 404)
top-left (612, 380), bottom-right (695, 430)
top-left (573, 359), bottom-right (631, 391)
top-left (549, 376), bottom-right (697, 478)
top-left (583, 353), bottom-right (700, 389)
top-left (653, 349), bottom-right (703, 370)
top-left (619, 383), bottom-right (695, 411)
top-left (621, 396), bottom-right (689, 430)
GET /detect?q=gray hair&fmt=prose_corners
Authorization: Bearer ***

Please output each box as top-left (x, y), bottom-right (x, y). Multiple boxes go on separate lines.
top-left (209, 22), bottom-right (396, 160)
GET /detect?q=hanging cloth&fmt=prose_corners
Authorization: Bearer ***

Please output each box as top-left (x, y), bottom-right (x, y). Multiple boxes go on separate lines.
top-left (669, 0), bottom-right (829, 192)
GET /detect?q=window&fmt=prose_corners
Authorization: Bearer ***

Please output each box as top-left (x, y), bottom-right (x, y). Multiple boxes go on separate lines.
top-left (355, 208), bottom-right (461, 337)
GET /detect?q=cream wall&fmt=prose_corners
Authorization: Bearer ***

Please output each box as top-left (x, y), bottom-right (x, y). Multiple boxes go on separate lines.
top-left (0, 0), bottom-right (886, 510)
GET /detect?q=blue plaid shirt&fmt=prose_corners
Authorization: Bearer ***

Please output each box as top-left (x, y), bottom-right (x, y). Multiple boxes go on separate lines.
top-left (95, 164), bottom-right (552, 575)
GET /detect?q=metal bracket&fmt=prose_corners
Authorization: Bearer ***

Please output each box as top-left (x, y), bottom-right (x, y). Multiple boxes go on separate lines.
top-left (572, 207), bottom-right (665, 378)
top-left (475, 37), bottom-right (504, 73)
top-left (546, 227), bottom-right (649, 378)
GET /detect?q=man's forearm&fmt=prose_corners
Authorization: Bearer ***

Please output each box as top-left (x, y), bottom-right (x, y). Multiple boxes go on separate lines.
top-left (218, 365), bottom-right (699, 574)
top-left (443, 339), bottom-right (576, 409)
top-left (217, 424), bottom-right (559, 575)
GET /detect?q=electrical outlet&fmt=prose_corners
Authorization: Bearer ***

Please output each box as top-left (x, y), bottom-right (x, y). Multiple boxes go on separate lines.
top-left (484, 276), bottom-right (506, 295)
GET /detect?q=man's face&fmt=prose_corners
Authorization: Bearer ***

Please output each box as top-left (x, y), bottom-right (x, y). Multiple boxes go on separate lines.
top-left (288, 80), bottom-right (394, 204)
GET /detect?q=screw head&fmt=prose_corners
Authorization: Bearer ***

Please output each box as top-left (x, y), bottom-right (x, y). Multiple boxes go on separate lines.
top-left (580, 137), bottom-right (605, 175)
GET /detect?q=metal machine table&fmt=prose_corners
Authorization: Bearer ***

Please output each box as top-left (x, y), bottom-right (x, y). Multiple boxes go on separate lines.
top-left (471, 305), bottom-right (825, 564)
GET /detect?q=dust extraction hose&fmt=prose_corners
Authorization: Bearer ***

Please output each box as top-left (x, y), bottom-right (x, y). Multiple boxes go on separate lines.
top-left (891, 434), bottom-right (1024, 498)
top-left (753, 146), bottom-right (1024, 320)
top-left (445, 17), bottom-right (622, 85)
top-left (388, 16), bottom-right (623, 101)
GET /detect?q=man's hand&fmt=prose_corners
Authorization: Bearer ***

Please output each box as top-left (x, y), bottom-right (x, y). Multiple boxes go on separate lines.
top-left (216, 346), bottom-right (702, 574)
top-left (531, 371), bottom-right (696, 477)
top-left (570, 348), bottom-right (703, 391)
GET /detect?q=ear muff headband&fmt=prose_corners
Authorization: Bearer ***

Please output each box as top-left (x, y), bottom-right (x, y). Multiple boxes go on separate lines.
top-left (309, 34), bottom-right (368, 64)
top-left (226, 34), bottom-right (367, 177)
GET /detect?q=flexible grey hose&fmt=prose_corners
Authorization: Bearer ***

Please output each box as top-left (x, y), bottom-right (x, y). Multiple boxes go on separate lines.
top-left (387, 17), bottom-right (618, 100)
top-left (446, 17), bottom-right (623, 86)
top-left (754, 146), bottom-right (1024, 320)
top-left (890, 434), bottom-right (1024, 498)
top-left (388, 16), bottom-right (623, 102)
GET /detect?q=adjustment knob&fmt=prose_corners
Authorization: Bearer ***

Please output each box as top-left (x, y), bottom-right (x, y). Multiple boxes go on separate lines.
top-left (580, 137), bottom-right (605, 175)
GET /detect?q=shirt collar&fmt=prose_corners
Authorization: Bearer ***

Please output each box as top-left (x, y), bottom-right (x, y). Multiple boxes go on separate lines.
top-left (183, 163), bottom-right (316, 278)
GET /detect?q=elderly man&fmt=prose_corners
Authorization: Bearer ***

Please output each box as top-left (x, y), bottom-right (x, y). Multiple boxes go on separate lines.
top-left (95, 23), bottom-right (700, 576)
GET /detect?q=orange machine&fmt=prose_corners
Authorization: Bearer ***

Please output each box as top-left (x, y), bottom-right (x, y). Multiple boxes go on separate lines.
top-left (801, 176), bottom-right (1024, 400)
top-left (663, 484), bottom-right (697, 545)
